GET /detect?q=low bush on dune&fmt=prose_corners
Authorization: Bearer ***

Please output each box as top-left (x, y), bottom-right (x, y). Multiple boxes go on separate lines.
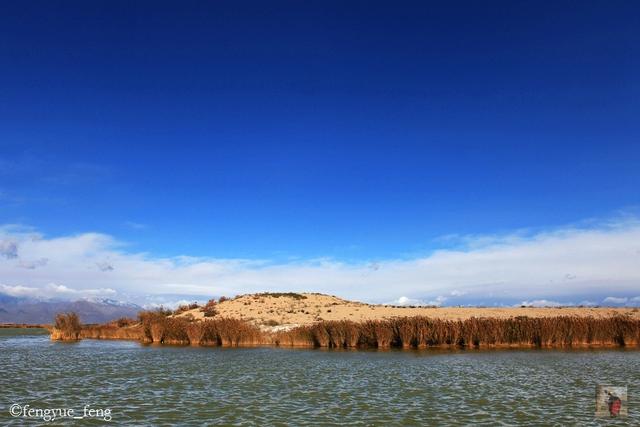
top-left (252, 292), bottom-right (307, 300)
top-left (201, 299), bottom-right (218, 317)
top-left (173, 302), bottom-right (200, 315)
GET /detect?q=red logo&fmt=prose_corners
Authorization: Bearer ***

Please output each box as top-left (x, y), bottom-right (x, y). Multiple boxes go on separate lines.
top-left (607, 392), bottom-right (622, 417)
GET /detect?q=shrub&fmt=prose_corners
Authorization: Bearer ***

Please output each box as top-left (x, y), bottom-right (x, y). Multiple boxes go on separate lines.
top-left (201, 299), bottom-right (218, 317)
top-left (52, 312), bottom-right (82, 341)
top-left (114, 317), bottom-right (136, 328)
top-left (173, 302), bottom-right (199, 315)
top-left (255, 292), bottom-right (307, 300)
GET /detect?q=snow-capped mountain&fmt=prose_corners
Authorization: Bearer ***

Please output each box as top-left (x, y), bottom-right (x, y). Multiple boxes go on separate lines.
top-left (0, 293), bottom-right (142, 324)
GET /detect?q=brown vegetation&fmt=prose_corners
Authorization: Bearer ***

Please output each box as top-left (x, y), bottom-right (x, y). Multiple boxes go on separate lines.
top-left (173, 302), bottom-right (199, 315)
top-left (273, 316), bottom-right (640, 348)
top-left (201, 299), bottom-right (218, 317)
top-left (256, 292), bottom-right (307, 300)
top-left (63, 312), bottom-right (640, 349)
top-left (138, 316), bottom-right (262, 346)
top-left (50, 312), bottom-right (82, 341)
top-left (80, 321), bottom-right (143, 340)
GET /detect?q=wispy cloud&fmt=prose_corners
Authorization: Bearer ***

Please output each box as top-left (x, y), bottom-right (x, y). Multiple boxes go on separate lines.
top-left (124, 221), bottom-right (148, 230)
top-left (0, 216), bottom-right (639, 305)
top-left (18, 258), bottom-right (48, 269)
top-left (603, 296), bottom-right (628, 305)
top-left (0, 283), bottom-right (116, 299)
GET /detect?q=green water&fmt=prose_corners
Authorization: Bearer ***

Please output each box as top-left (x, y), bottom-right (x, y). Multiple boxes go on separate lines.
top-left (0, 329), bottom-right (636, 425)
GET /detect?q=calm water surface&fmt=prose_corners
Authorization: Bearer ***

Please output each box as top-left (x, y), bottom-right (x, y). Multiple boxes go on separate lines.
top-left (0, 328), bottom-right (636, 425)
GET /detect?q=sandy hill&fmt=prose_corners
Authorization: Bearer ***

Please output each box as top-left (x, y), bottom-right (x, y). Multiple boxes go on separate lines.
top-left (177, 292), bottom-right (640, 330)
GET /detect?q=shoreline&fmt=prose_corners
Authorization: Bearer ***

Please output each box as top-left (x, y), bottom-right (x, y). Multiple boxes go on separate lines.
top-left (62, 314), bottom-right (640, 350)
top-left (41, 293), bottom-right (640, 350)
top-left (0, 323), bottom-right (51, 329)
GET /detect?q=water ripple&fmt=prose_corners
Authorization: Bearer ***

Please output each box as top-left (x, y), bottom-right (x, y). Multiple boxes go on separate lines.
top-left (0, 330), bottom-right (637, 425)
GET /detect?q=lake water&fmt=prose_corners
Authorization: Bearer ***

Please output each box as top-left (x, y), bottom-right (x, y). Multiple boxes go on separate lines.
top-left (1, 328), bottom-right (636, 425)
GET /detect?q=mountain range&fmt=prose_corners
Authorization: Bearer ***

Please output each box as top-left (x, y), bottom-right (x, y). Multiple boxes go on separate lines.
top-left (0, 293), bottom-right (141, 324)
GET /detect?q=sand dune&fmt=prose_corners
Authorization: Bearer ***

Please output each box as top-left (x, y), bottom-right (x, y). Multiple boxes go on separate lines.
top-left (177, 292), bottom-right (640, 329)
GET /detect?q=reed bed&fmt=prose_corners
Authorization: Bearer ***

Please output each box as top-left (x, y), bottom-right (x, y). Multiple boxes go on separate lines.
top-left (81, 322), bottom-right (143, 340)
top-left (62, 312), bottom-right (640, 349)
top-left (137, 311), bottom-right (263, 346)
top-left (273, 316), bottom-right (640, 349)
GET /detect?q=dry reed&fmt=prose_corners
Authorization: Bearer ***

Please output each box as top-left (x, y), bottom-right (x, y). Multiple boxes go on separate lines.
top-left (50, 312), bottom-right (82, 341)
top-left (273, 316), bottom-right (640, 349)
top-left (63, 313), bottom-right (640, 349)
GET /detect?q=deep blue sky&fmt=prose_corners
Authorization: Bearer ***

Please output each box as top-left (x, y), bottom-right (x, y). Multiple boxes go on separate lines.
top-left (1, 1), bottom-right (638, 260)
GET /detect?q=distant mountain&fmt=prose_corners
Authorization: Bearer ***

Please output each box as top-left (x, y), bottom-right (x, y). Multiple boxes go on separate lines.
top-left (0, 294), bottom-right (142, 324)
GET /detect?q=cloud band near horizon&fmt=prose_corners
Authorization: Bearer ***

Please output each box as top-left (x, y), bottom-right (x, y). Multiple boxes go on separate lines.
top-left (1, 216), bottom-right (639, 307)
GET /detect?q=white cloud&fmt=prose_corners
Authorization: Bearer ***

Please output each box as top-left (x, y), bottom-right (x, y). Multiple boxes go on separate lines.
top-left (0, 284), bottom-right (39, 298)
top-left (390, 296), bottom-right (426, 306)
top-left (426, 296), bottom-right (448, 307)
top-left (602, 296), bottom-right (628, 304)
top-left (0, 283), bottom-right (116, 299)
top-left (389, 295), bottom-right (448, 307)
top-left (0, 216), bottom-right (639, 304)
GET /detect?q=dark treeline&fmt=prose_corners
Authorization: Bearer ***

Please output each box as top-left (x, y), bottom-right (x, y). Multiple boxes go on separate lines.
top-left (66, 312), bottom-right (640, 349)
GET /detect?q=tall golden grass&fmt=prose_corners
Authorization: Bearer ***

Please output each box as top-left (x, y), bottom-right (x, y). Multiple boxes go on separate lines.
top-left (137, 310), bottom-right (263, 346)
top-left (273, 316), bottom-right (640, 349)
top-left (62, 312), bottom-right (640, 349)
